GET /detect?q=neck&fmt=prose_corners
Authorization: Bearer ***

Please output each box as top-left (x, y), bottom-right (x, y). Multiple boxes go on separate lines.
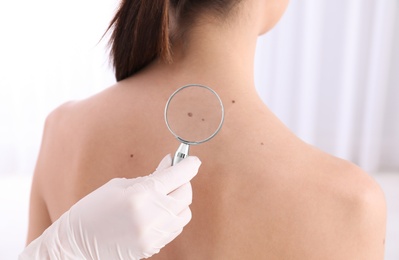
top-left (123, 13), bottom-right (300, 148)
top-left (119, 2), bottom-right (300, 151)
top-left (138, 15), bottom-right (261, 103)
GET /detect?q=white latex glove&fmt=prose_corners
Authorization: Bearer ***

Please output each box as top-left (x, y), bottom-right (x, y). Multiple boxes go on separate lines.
top-left (20, 155), bottom-right (201, 260)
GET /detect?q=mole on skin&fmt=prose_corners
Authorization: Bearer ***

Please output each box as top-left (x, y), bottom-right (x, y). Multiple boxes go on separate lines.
top-left (130, 154), bottom-right (134, 158)
top-left (261, 143), bottom-right (264, 146)
top-left (188, 112), bottom-right (193, 117)
top-left (232, 100), bottom-right (236, 104)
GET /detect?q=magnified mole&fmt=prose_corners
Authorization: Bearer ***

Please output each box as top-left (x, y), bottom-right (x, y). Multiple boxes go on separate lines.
top-left (188, 112), bottom-right (193, 117)
top-left (232, 100), bottom-right (236, 104)
top-left (202, 118), bottom-right (205, 121)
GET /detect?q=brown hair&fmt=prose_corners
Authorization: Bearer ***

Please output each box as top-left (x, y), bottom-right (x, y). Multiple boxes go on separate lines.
top-left (107, 0), bottom-right (242, 82)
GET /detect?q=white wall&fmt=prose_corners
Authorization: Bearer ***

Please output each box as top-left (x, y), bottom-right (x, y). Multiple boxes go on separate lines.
top-left (255, 0), bottom-right (399, 173)
top-left (0, 0), bottom-right (117, 176)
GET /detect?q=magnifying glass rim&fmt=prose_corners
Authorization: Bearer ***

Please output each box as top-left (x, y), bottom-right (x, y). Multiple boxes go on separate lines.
top-left (164, 84), bottom-right (225, 145)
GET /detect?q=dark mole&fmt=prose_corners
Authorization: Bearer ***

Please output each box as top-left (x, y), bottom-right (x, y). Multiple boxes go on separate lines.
top-left (232, 100), bottom-right (236, 104)
top-left (130, 154), bottom-right (134, 158)
top-left (188, 112), bottom-right (193, 117)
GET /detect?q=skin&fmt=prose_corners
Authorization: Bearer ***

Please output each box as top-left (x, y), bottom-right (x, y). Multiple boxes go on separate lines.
top-left (27, 0), bottom-right (387, 259)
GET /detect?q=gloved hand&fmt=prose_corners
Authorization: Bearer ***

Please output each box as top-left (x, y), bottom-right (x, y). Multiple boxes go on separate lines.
top-left (20, 154), bottom-right (201, 260)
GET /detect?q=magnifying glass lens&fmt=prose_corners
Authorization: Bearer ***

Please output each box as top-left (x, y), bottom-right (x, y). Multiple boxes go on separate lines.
top-left (165, 85), bottom-right (224, 143)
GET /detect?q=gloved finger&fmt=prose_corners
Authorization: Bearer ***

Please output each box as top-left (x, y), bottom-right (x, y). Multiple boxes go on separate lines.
top-left (155, 154), bottom-right (173, 172)
top-left (168, 182), bottom-right (193, 212)
top-left (152, 208), bottom-right (192, 249)
top-left (156, 208), bottom-right (190, 234)
top-left (149, 156), bottom-right (201, 194)
top-left (120, 155), bottom-right (172, 189)
top-left (116, 176), bottom-right (147, 188)
top-left (176, 207), bottom-right (192, 227)
top-left (153, 191), bottom-right (190, 216)
top-left (152, 228), bottom-right (184, 252)
top-left (159, 205), bottom-right (193, 232)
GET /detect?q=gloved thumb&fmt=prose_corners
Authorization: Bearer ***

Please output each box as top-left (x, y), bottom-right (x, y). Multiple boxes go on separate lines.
top-left (156, 154), bottom-right (173, 171)
top-left (150, 156), bottom-right (201, 194)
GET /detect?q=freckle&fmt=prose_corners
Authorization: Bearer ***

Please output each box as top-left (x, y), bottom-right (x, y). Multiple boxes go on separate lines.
top-left (261, 142), bottom-right (264, 146)
top-left (188, 112), bottom-right (193, 117)
top-left (232, 100), bottom-right (236, 104)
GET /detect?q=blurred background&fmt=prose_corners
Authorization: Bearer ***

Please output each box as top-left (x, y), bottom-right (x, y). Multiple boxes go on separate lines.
top-left (0, 0), bottom-right (398, 259)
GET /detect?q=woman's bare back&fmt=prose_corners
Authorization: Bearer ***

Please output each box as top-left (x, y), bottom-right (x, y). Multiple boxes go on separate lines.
top-left (28, 74), bottom-right (386, 259)
top-left (27, 0), bottom-right (386, 258)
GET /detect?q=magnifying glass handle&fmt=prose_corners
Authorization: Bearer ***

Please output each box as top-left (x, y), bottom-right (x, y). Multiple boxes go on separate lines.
top-left (172, 143), bottom-right (190, 165)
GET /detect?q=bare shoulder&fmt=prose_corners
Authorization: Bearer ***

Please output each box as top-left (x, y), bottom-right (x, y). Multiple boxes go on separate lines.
top-left (45, 100), bottom-right (78, 133)
top-left (299, 148), bottom-right (387, 259)
top-left (26, 100), bottom-right (76, 244)
top-left (43, 83), bottom-right (126, 139)
top-left (339, 160), bottom-right (387, 259)
top-left (319, 151), bottom-right (386, 217)
top-left (27, 85), bottom-right (122, 244)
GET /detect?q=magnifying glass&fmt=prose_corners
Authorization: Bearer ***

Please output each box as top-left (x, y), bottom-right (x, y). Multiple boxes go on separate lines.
top-left (164, 84), bottom-right (225, 165)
